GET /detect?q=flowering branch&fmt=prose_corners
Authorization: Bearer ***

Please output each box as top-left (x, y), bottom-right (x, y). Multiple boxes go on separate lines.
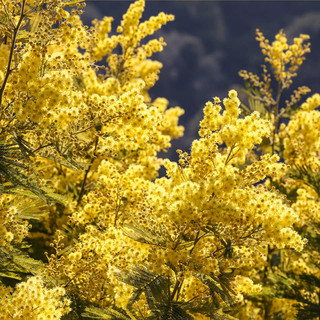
top-left (0, 0), bottom-right (26, 107)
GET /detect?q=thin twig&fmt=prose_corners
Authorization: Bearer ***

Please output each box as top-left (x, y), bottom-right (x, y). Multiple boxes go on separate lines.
top-left (114, 186), bottom-right (123, 227)
top-left (134, 301), bottom-right (147, 320)
top-left (70, 125), bottom-right (95, 136)
top-left (77, 136), bottom-right (98, 206)
top-left (189, 230), bottom-right (208, 256)
top-left (0, 0), bottom-right (26, 106)
top-left (32, 143), bottom-right (54, 153)
top-left (170, 279), bottom-right (181, 301)
top-left (189, 230), bottom-right (200, 256)
top-left (271, 81), bottom-right (283, 154)
top-left (225, 143), bottom-right (238, 165)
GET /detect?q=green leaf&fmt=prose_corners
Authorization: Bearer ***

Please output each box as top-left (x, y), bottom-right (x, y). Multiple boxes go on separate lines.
top-left (117, 266), bottom-right (168, 310)
top-left (16, 198), bottom-right (48, 220)
top-left (123, 222), bottom-right (167, 247)
top-left (13, 251), bottom-right (44, 275)
top-left (0, 246), bottom-right (44, 282)
top-left (82, 306), bottom-right (135, 320)
top-left (198, 273), bottom-right (236, 308)
top-left (7, 186), bottom-right (67, 204)
top-left (0, 271), bottom-right (22, 280)
top-left (29, 11), bottom-right (42, 33)
top-left (63, 0), bottom-right (84, 7)
top-left (15, 30), bottom-right (32, 42)
top-left (43, 153), bottom-right (88, 171)
top-left (248, 96), bottom-right (266, 116)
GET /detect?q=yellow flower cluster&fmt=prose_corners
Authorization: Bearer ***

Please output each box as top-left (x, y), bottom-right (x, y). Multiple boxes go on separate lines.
top-left (234, 276), bottom-right (262, 295)
top-left (159, 91), bottom-right (303, 249)
top-left (47, 227), bottom-right (147, 307)
top-left (0, 276), bottom-right (70, 320)
top-left (268, 298), bottom-right (299, 320)
top-left (0, 0), bottom-right (183, 226)
top-left (280, 93), bottom-right (320, 167)
top-left (239, 29), bottom-right (312, 157)
top-left (45, 90), bottom-right (305, 314)
top-left (198, 90), bottom-right (271, 164)
top-left (142, 91), bottom-right (303, 293)
top-left (277, 94), bottom-right (320, 289)
top-left (1, 1), bottom-right (317, 318)
top-left (238, 29), bottom-right (320, 319)
top-left (256, 28), bottom-right (310, 88)
top-left (89, 0), bottom-right (174, 95)
top-left (0, 194), bottom-right (29, 246)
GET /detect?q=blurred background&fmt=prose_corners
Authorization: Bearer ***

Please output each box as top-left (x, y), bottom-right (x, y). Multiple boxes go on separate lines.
top-left (82, 1), bottom-right (320, 160)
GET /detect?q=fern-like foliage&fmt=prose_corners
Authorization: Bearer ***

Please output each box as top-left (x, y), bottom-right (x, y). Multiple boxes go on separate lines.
top-left (117, 221), bottom-right (239, 319)
top-left (198, 272), bottom-right (236, 309)
top-left (82, 305), bottom-right (134, 320)
top-left (292, 273), bottom-right (320, 320)
top-left (290, 164), bottom-right (320, 198)
top-left (0, 137), bottom-right (69, 204)
top-left (116, 266), bottom-right (194, 320)
top-left (0, 137), bottom-right (48, 197)
top-left (0, 245), bottom-right (44, 284)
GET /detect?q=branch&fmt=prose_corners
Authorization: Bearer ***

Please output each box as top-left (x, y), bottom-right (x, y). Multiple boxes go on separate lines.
top-left (0, 0), bottom-right (26, 106)
top-left (170, 279), bottom-right (182, 301)
top-left (271, 81), bottom-right (283, 154)
top-left (77, 136), bottom-right (98, 206)
top-left (225, 143), bottom-right (239, 165)
top-left (189, 230), bottom-right (209, 256)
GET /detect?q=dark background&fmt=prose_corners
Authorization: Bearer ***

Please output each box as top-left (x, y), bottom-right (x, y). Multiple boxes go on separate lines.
top-left (82, 1), bottom-right (320, 159)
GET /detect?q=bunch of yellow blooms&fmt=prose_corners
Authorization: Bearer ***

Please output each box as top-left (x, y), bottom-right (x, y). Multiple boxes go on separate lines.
top-left (0, 0), bottom-right (319, 319)
top-left (238, 29), bottom-right (320, 319)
